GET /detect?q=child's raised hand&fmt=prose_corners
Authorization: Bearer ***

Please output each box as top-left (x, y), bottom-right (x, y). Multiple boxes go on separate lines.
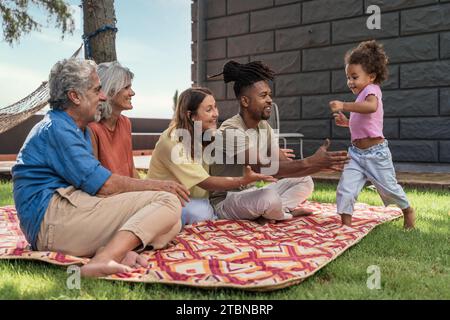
top-left (329, 100), bottom-right (344, 113)
top-left (333, 111), bottom-right (349, 127)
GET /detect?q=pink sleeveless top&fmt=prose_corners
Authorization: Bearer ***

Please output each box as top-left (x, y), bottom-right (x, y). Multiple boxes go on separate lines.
top-left (349, 84), bottom-right (384, 141)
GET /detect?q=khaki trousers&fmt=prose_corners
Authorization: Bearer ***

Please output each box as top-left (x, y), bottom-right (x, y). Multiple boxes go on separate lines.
top-left (36, 186), bottom-right (182, 257)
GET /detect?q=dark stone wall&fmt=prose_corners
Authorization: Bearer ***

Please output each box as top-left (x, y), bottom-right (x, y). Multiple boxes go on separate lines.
top-left (192, 0), bottom-right (450, 163)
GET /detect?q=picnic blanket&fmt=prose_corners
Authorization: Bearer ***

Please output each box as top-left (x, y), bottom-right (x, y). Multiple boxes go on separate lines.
top-left (0, 202), bottom-right (402, 291)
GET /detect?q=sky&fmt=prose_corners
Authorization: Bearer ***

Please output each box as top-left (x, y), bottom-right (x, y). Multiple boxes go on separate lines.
top-left (0, 0), bottom-right (192, 119)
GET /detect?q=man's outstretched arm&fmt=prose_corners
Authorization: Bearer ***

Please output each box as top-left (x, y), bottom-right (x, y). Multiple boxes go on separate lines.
top-left (248, 139), bottom-right (349, 178)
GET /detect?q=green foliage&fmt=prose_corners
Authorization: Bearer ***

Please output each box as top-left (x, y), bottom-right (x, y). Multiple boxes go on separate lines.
top-left (0, 0), bottom-right (74, 45)
top-left (0, 180), bottom-right (13, 206)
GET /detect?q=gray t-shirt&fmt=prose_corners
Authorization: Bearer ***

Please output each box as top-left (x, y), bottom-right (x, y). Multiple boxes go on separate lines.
top-left (209, 113), bottom-right (277, 208)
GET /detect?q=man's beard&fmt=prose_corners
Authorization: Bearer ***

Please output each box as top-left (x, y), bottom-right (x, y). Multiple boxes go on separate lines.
top-left (261, 110), bottom-right (271, 120)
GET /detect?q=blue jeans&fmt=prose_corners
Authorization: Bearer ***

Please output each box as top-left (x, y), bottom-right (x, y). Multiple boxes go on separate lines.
top-left (336, 140), bottom-right (410, 215)
top-left (181, 198), bottom-right (217, 226)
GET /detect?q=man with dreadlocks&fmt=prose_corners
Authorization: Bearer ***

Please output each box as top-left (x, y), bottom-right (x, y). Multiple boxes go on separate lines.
top-left (209, 60), bottom-right (349, 222)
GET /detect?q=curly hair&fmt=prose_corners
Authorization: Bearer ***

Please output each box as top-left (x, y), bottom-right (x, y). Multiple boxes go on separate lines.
top-left (345, 40), bottom-right (389, 84)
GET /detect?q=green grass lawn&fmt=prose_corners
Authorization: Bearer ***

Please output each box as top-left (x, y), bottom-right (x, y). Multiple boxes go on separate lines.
top-left (0, 180), bottom-right (449, 300)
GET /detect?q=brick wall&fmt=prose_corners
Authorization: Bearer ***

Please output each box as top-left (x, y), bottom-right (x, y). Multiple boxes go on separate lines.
top-left (192, 0), bottom-right (450, 163)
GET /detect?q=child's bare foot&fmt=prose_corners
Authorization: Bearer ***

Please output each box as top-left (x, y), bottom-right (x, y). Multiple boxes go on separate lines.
top-left (341, 214), bottom-right (352, 227)
top-left (290, 207), bottom-right (315, 217)
top-left (402, 207), bottom-right (416, 230)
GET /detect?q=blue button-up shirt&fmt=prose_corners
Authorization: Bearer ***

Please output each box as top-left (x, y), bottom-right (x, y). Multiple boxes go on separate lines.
top-left (12, 110), bottom-right (112, 249)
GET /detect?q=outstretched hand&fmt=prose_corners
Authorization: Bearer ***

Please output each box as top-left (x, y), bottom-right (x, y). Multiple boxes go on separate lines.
top-left (321, 138), bottom-right (331, 150)
top-left (310, 139), bottom-right (349, 172)
top-left (243, 165), bottom-right (277, 185)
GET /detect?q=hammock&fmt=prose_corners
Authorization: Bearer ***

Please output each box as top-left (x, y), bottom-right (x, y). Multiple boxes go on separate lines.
top-left (0, 45), bottom-right (83, 135)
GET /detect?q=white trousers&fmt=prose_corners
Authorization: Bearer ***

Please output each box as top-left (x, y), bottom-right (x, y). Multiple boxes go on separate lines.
top-left (216, 176), bottom-right (314, 221)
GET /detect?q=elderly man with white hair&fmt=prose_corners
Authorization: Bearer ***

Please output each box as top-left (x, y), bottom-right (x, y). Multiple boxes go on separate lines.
top-left (12, 59), bottom-right (189, 277)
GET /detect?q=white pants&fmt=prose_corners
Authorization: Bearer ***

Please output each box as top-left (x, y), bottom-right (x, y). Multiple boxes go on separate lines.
top-left (216, 177), bottom-right (314, 221)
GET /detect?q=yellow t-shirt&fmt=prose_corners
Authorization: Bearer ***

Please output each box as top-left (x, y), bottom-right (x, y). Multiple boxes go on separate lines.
top-left (146, 128), bottom-right (210, 199)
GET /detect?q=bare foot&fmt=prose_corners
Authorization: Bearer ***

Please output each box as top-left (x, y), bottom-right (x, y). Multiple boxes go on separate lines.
top-left (81, 258), bottom-right (133, 278)
top-left (120, 251), bottom-right (148, 268)
top-left (290, 207), bottom-right (315, 217)
top-left (341, 214), bottom-right (352, 227)
top-left (255, 216), bottom-right (276, 225)
top-left (261, 212), bottom-right (293, 222)
top-left (402, 207), bottom-right (416, 230)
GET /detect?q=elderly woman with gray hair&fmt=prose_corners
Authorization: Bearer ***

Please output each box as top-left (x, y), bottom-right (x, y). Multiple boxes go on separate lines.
top-left (88, 61), bottom-right (139, 178)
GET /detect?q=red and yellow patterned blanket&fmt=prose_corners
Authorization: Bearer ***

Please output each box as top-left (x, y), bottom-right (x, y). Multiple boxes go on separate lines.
top-left (0, 202), bottom-right (401, 291)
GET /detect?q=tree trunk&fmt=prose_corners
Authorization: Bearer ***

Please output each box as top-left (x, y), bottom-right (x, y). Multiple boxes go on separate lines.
top-left (82, 0), bottom-right (117, 63)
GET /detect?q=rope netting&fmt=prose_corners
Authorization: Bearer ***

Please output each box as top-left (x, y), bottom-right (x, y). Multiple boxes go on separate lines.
top-left (0, 82), bottom-right (49, 134)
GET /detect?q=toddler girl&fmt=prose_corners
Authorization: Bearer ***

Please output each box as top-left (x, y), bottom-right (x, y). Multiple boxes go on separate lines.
top-left (329, 40), bottom-right (415, 229)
